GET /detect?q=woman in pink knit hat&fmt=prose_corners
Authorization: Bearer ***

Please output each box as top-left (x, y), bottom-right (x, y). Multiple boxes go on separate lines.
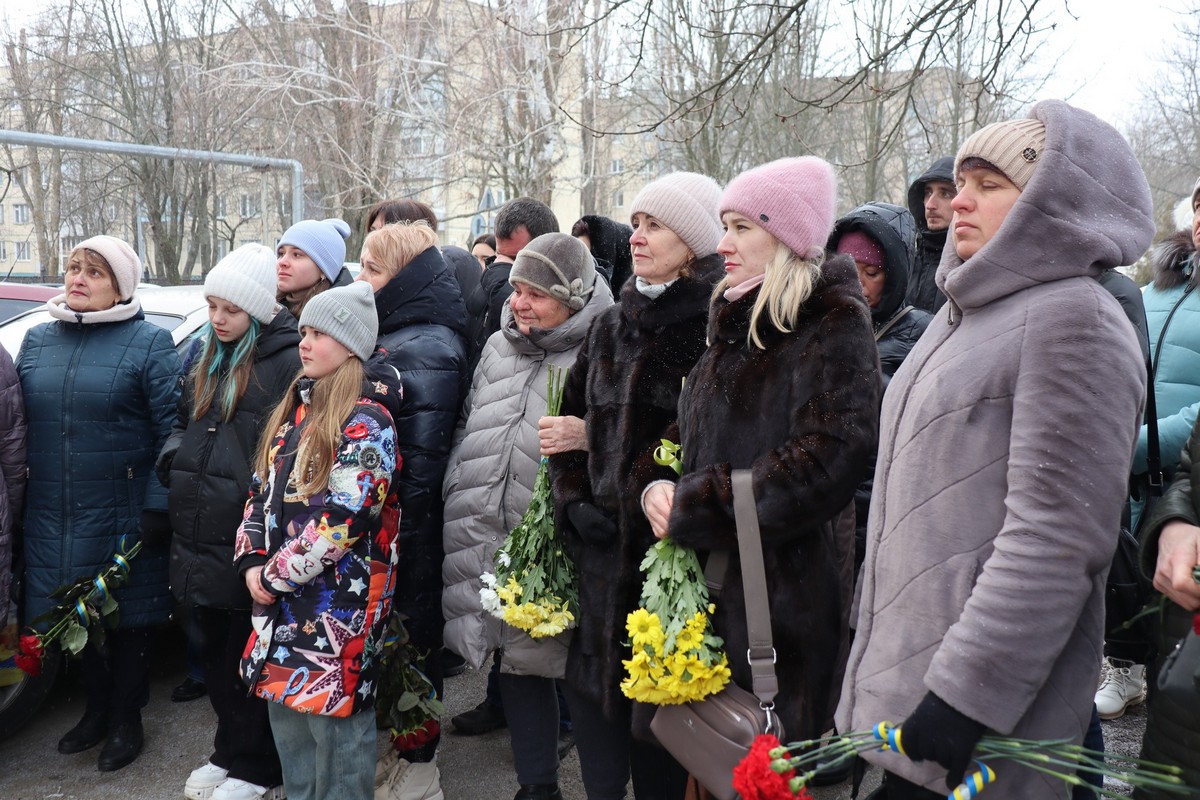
top-left (641, 156), bottom-right (881, 753)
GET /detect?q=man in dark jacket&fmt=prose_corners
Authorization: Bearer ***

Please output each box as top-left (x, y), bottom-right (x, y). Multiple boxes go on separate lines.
top-left (905, 156), bottom-right (954, 313)
top-left (464, 198), bottom-right (559, 369)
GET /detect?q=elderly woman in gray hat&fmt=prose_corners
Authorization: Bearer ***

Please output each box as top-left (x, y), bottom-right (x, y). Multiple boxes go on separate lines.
top-left (442, 233), bottom-right (613, 800)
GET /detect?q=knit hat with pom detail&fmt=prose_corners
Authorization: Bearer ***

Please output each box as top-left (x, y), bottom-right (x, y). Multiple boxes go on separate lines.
top-left (278, 218), bottom-right (352, 283)
top-left (203, 244), bottom-right (279, 324)
top-left (629, 172), bottom-right (723, 258)
top-left (955, 117), bottom-right (1047, 191)
top-left (298, 281), bottom-right (378, 361)
top-left (74, 235), bottom-right (142, 301)
top-left (509, 233), bottom-right (596, 312)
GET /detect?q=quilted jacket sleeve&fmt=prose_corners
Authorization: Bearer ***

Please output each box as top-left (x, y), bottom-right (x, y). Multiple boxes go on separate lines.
top-left (0, 347), bottom-right (25, 628)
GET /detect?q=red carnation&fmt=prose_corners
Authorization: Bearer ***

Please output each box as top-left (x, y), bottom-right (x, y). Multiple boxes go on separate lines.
top-left (15, 633), bottom-right (44, 677)
top-left (1193, 612), bottom-right (1200, 636)
top-left (732, 734), bottom-right (800, 800)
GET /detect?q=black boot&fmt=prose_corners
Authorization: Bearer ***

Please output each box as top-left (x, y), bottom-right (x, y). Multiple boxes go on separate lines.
top-left (97, 719), bottom-right (143, 772)
top-left (513, 785), bottom-right (562, 800)
top-left (58, 708), bottom-right (109, 754)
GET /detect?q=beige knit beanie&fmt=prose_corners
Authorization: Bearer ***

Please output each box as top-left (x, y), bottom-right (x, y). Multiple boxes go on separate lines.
top-left (629, 172), bottom-right (723, 257)
top-left (955, 117), bottom-right (1047, 190)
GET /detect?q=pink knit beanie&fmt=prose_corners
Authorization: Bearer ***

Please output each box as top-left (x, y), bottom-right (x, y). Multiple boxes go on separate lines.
top-left (720, 157), bottom-right (838, 259)
top-left (836, 230), bottom-right (884, 266)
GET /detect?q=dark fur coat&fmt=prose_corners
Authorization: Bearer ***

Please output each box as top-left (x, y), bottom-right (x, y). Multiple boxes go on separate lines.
top-left (667, 253), bottom-right (880, 740)
top-left (549, 252), bottom-right (724, 720)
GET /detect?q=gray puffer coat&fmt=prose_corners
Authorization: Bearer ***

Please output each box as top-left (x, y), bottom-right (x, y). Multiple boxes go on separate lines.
top-left (442, 280), bottom-right (613, 676)
top-left (837, 100), bottom-right (1152, 797)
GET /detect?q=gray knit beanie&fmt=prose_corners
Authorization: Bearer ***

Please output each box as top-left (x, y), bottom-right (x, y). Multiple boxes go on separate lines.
top-left (298, 281), bottom-right (378, 361)
top-left (628, 172), bottom-right (723, 257)
top-left (509, 233), bottom-right (596, 312)
top-left (203, 244), bottom-right (278, 323)
top-left (278, 218), bottom-right (352, 283)
top-left (955, 117), bottom-right (1047, 191)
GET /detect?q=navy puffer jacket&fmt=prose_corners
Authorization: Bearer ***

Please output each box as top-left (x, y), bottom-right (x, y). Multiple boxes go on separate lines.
top-left (159, 310), bottom-right (301, 609)
top-left (18, 304), bottom-right (181, 629)
top-left (368, 246), bottom-right (470, 647)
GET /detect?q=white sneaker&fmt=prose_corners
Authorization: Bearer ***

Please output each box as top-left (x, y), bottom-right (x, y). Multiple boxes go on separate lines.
top-left (212, 778), bottom-right (286, 800)
top-left (185, 762), bottom-right (229, 800)
top-left (1095, 658), bottom-right (1145, 720)
top-left (376, 758), bottom-right (444, 800)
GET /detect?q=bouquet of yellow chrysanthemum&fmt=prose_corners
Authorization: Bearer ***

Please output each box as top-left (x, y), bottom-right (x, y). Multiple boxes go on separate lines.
top-left (480, 366), bottom-right (577, 639)
top-left (621, 538), bottom-right (731, 705)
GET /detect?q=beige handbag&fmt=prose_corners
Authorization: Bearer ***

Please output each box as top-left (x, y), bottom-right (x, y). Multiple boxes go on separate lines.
top-left (650, 470), bottom-right (783, 800)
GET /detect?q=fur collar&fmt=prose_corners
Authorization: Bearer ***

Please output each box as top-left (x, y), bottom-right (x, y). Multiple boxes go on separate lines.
top-left (619, 252), bottom-right (724, 330)
top-left (1150, 230), bottom-right (1197, 291)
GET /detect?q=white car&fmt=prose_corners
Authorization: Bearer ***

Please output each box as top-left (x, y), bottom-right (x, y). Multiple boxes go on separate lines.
top-left (0, 284), bottom-right (210, 359)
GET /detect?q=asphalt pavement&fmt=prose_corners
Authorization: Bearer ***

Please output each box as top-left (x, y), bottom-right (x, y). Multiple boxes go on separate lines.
top-left (0, 624), bottom-right (1147, 799)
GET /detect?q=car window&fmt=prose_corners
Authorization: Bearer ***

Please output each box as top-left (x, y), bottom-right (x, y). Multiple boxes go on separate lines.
top-left (143, 312), bottom-right (185, 331)
top-left (0, 298), bottom-right (46, 324)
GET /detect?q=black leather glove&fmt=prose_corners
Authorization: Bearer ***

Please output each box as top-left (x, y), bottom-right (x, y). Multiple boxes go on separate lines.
top-left (138, 509), bottom-right (173, 548)
top-left (899, 691), bottom-right (986, 790)
top-left (566, 501), bottom-right (618, 545)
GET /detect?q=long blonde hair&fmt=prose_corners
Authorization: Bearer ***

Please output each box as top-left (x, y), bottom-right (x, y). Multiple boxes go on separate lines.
top-left (254, 356), bottom-right (365, 498)
top-left (713, 242), bottom-right (823, 350)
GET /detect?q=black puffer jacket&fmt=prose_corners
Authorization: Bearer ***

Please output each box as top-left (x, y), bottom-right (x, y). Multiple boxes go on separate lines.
top-left (368, 245), bottom-right (470, 647)
top-left (905, 156), bottom-right (954, 313)
top-left (160, 310), bottom-right (301, 609)
top-left (464, 261), bottom-right (513, 372)
top-left (829, 202), bottom-right (932, 389)
top-left (443, 245), bottom-right (482, 308)
top-left (829, 202), bottom-right (931, 570)
top-left (549, 252), bottom-right (724, 721)
top-left (575, 215), bottom-right (634, 294)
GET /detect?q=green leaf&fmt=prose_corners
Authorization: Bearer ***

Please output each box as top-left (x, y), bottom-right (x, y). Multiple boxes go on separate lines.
top-left (63, 621), bottom-right (89, 654)
top-left (100, 595), bottom-right (118, 616)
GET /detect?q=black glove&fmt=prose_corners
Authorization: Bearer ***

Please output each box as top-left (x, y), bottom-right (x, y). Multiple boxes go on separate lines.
top-left (138, 509), bottom-right (173, 548)
top-left (155, 449), bottom-right (175, 488)
top-left (899, 691), bottom-right (986, 790)
top-left (566, 501), bottom-right (618, 545)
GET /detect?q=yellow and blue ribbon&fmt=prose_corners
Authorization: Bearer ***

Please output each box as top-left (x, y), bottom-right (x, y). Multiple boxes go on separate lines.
top-left (872, 722), bottom-right (995, 800)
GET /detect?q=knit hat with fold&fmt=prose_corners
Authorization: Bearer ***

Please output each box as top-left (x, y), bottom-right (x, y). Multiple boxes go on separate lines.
top-left (720, 156), bottom-right (838, 260)
top-left (836, 230), bottom-right (885, 267)
top-left (203, 244), bottom-right (278, 323)
top-left (509, 233), bottom-right (596, 311)
top-left (629, 172), bottom-right (723, 258)
top-left (955, 118), bottom-right (1047, 191)
top-left (298, 281), bottom-right (378, 361)
top-left (278, 218), bottom-right (352, 283)
top-left (75, 235), bottom-right (142, 300)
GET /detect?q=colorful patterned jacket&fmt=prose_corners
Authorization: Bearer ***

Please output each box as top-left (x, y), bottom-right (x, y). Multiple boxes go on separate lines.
top-left (234, 376), bottom-right (401, 717)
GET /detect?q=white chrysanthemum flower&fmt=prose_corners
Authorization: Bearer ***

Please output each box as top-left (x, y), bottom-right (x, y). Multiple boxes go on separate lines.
top-left (496, 550), bottom-right (512, 568)
top-left (480, 571), bottom-right (496, 588)
top-left (479, 587), bottom-right (502, 616)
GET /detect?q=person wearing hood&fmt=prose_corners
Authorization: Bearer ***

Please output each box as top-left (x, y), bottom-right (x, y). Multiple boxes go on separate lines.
top-left (443, 234), bottom-right (614, 800)
top-left (571, 214), bottom-right (635, 292)
top-left (838, 102), bottom-right (1151, 799)
top-left (234, 282), bottom-right (401, 800)
top-left (276, 217), bottom-right (354, 319)
top-left (905, 156), bottom-right (954, 313)
top-left (356, 221), bottom-right (470, 799)
top-left (827, 202), bottom-right (932, 573)
top-left (158, 244), bottom-right (300, 800)
top-left (547, 172), bottom-right (725, 800)
top-left (18, 235), bottom-right (182, 771)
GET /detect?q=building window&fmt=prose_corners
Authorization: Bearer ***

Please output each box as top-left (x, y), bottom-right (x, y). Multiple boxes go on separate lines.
top-left (0, 242), bottom-right (7, 260)
top-left (215, 240), bottom-right (228, 261)
top-left (215, 196), bottom-right (226, 220)
top-left (610, 159), bottom-right (623, 174)
top-left (0, 205), bottom-right (5, 224)
top-left (612, 191), bottom-right (624, 208)
top-left (15, 241), bottom-right (30, 261)
top-left (13, 204), bottom-right (30, 224)
top-left (239, 194), bottom-right (259, 218)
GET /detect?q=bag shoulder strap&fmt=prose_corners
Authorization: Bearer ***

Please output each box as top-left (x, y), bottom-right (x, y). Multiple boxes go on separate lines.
top-left (873, 305), bottom-right (914, 342)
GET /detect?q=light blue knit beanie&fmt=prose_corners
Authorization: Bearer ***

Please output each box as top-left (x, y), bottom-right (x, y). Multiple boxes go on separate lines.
top-left (278, 218), bottom-right (352, 283)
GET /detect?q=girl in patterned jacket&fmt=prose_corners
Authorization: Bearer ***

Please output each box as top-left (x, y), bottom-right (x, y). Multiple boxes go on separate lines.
top-left (233, 282), bottom-right (401, 800)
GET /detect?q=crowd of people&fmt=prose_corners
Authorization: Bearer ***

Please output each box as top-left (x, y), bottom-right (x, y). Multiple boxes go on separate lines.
top-left (0, 97), bottom-right (1197, 800)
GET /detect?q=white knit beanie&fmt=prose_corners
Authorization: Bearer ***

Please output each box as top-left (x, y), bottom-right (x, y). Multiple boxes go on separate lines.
top-left (203, 244), bottom-right (279, 323)
top-left (629, 172), bottom-right (723, 257)
top-left (74, 235), bottom-right (142, 300)
top-left (298, 281), bottom-right (378, 361)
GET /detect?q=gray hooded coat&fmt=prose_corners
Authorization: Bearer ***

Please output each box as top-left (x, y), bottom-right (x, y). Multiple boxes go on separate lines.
top-left (442, 278), bottom-right (613, 676)
top-left (837, 100), bottom-right (1152, 797)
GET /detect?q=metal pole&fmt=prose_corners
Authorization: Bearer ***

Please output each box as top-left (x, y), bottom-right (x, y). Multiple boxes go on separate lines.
top-left (0, 129), bottom-right (305, 223)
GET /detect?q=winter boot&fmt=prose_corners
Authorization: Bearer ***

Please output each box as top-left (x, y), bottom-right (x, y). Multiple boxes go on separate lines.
top-left (1094, 658), bottom-right (1145, 720)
